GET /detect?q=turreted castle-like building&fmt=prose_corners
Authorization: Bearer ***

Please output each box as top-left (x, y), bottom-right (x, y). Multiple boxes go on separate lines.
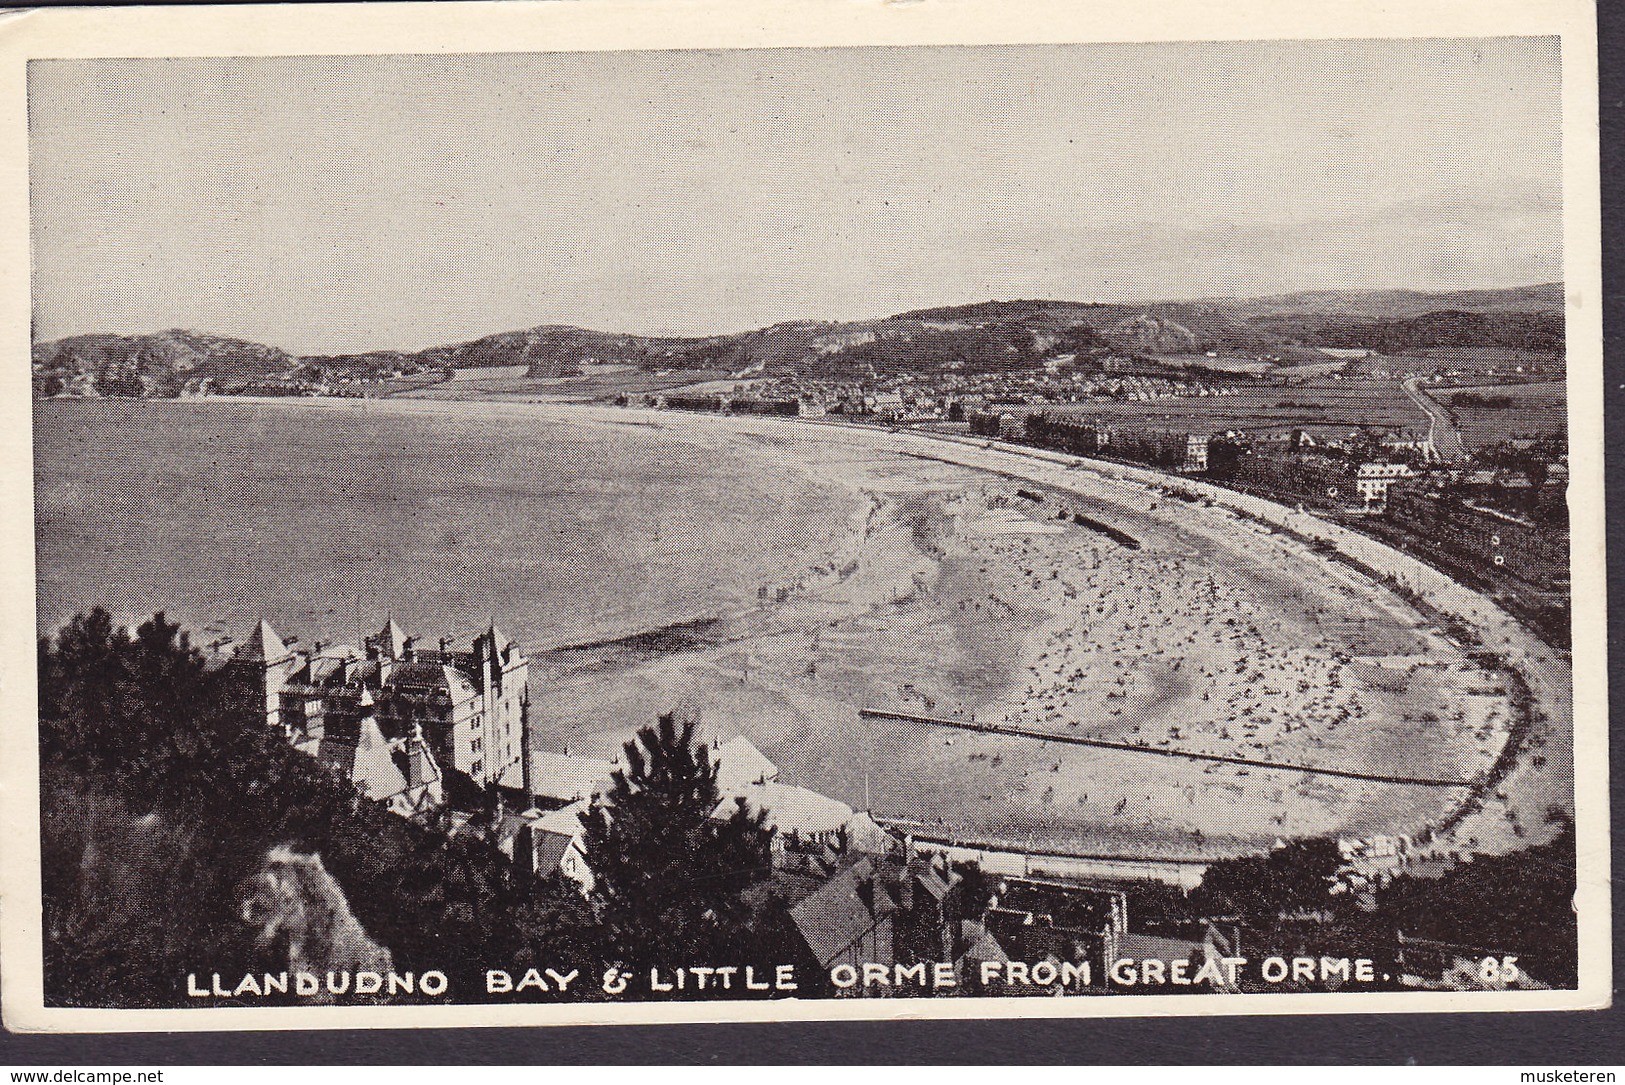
top-left (229, 617), bottom-right (531, 818)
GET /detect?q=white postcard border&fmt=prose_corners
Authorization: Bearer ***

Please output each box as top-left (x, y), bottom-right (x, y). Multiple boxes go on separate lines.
top-left (0, 0), bottom-right (1607, 1032)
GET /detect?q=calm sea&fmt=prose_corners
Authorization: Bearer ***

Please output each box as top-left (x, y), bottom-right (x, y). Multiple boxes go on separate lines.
top-left (34, 398), bottom-right (856, 653)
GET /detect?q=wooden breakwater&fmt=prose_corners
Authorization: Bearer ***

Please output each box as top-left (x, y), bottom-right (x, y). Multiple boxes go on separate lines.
top-left (859, 708), bottom-right (1474, 788)
top-left (1068, 511), bottom-right (1141, 549)
top-left (1012, 483), bottom-right (1142, 548)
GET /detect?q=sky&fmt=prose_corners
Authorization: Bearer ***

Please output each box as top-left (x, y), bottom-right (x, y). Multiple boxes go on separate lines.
top-left (30, 38), bottom-right (1563, 353)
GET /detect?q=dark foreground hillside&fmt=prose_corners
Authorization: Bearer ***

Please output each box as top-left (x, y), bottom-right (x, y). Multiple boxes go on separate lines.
top-left (38, 609), bottom-right (603, 1008)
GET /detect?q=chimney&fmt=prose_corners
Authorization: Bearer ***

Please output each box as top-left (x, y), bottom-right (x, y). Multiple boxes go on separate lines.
top-left (439, 637), bottom-right (451, 653)
top-left (402, 636), bottom-right (416, 661)
top-left (519, 693), bottom-right (533, 798)
top-left (405, 722), bottom-right (436, 788)
top-left (480, 633), bottom-right (495, 697)
top-left (856, 875), bottom-right (875, 916)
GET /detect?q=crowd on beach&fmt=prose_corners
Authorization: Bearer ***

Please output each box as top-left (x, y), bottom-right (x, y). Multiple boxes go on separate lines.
top-left (857, 481), bottom-right (1509, 847)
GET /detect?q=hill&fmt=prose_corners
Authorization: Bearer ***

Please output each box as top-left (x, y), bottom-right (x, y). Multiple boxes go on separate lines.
top-left (1243, 309), bottom-right (1564, 355)
top-left (32, 282), bottom-right (1564, 397)
top-left (1193, 282), bottom-right (1564, 321)
top-left (32, 330), bottom-right (297, 397)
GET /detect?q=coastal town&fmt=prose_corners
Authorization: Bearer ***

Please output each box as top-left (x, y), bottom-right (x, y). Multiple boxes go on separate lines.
top-left (13, 18), bottom-right (1602, 1057)
top-left (33, 298), bottom-right (1573, 1003)
top-left (613, 357), bottom-right (1568, 646)
top-left (209, 605), bottom-right (1549, 996)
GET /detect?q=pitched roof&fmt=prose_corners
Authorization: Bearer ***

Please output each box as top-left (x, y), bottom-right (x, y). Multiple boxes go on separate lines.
top-left (307, 656), bottom-right (352, 685)
top-left (788, 860), bottom-right (894, 968)
top-left (316, 643), bottom-right (361, 660)
top-left (959, 920), bottom-right (1010, 965)
top-left (485, 623), bottom-right (514, 657)
top-left (235, 620), bottom-right (289, 664)
top-left (375, 618), bottom-right (409, 659)
top-left (534, 799), bottom-right (591, 838)
top-left (389, 660), bottom-right (479, 699)
top-left (714, 782), bottom-right (853, 838)
top-left (320, 718), bottom-right (409, 804)
top-left (843, 811), bottom-right (893, 855)
top-left (528, 751), bottom-right (616, 804)
top-left (915, 863), bottom-right (950, 902)
top-left (531, 828), bottom-right (575, 875)
top-left (715, 736), bottom-right (778, 793)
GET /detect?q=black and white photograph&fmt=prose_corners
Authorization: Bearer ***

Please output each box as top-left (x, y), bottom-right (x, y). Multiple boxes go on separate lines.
top-left (1, 0), bottom-right (1607, 1031)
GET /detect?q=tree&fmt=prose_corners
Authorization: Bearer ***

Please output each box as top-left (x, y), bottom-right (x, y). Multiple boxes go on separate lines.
top-left (579, 712), bottom-right (774, 967)
top-left (37, 609), bottom-right (609, 1006)
top-left (1364, 823), bottom-right (1577, 987)
top-left (1191, 837), bottom-right (1343, 920)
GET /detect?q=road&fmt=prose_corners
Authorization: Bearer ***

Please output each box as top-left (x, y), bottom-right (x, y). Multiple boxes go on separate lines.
top-left (1401, 377), bottom-right (1467, 462)
top-left (877, 820), bottom-right (1211, 889)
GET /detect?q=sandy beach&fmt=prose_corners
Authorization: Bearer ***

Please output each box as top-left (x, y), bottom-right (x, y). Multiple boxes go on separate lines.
top-left (480, 402), bottom-right (1568, 863)
top-left (37, 394), bottom-right (1569, 864)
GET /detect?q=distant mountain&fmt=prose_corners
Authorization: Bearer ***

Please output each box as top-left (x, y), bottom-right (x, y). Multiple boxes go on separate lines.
top-left (1243, 308), bottom-right (1564, 355)
top-left (33, 283), bottom-right (1564, 398)
top-left (1191, 282), bottom-right (1564, 322)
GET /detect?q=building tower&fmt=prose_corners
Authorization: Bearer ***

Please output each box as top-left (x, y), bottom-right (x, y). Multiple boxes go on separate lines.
top-left (231, 619), bottom-right (301, 735)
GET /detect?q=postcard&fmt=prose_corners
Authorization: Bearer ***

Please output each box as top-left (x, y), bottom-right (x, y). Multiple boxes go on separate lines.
top-left (0, 0), bottom-right (1606, 1031)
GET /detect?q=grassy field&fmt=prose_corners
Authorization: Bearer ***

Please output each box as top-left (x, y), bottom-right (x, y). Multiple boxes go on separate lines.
top-left (1417, 346), bottom-right (1565, 370)
top-left (397, 363), bottom-right (729, 402)
top-left (1040, 380), bottom-right (1429, 434)
top-left (1435, 381), bottom-right (1568, 451)
top-left (1342, 348), bottom-right (1564, 379)
top-left (1143, 354), bottom-right (1277, 376)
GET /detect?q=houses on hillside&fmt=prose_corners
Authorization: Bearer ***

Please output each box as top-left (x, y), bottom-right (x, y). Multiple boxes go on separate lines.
top-left (511, 735), bottom-right (885, 892)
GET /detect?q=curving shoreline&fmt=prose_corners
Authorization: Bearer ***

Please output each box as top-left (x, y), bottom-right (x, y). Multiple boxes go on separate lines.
top-left (508, 398), bottom-right (1569, 862)
top-left (871, 423), bottom-right (1573, 860)
top-left (550, 400), bottom-right (1570, 861)
top-left (49, 393), bottom-right (1572, 864)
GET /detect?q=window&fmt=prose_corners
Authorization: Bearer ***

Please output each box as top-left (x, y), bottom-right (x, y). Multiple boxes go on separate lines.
top-left (472, 759), bottom-right (483, 776)
top-left (472, 737), bottom-right (482, 753)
